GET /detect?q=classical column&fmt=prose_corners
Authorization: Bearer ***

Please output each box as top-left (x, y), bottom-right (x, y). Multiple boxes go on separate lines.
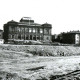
top-left (32, 28), bottom-right (33, 33)
top-left (25, 35), bottom-right (26, 40)
top-left (36, 35), bottom-right (37, 40)
top-left (40, 36), bottom-right (41, 41)
top-left (8, 34), bottom-right (10, 39)
top-left (14, 34), bottom-right (16, 39)
top-left (28, 35), bottom-right (30, 40)
top-left (11, 34), bottom-right (12, 39)
top-left (21, 34), bottom-right (22, 40)
top-left (16, 34), bottom-right (17, 39)
top-left (32, 35), bottom-right (33, 40)
top-left (16, 34), bottom-right (18, 39)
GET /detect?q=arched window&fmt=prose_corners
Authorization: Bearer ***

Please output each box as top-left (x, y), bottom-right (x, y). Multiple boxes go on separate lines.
top-left (40, 28), bottom-right (43, 33)
top-left (33, 28), bottom-right (36, 33)
top-left (29, 28), bottom-right (32, 32)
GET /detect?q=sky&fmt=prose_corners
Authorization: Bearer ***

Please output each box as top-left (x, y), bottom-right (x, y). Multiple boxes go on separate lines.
top-left (0, 0), bottom-right (80, 34)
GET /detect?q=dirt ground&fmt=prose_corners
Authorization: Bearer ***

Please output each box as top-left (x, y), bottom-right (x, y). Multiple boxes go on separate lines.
top-left (0, 49), bottom-right (80, 79)
top-left (0, 44), bottom-right (80, 79)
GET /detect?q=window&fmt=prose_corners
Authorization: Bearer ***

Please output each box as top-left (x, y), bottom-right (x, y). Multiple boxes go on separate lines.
top-left (36, 28), bottom-right (39, 33)
top-left (18, 35), bottom-right (21, 39)
top-left (40, 29), bottom-right (43, 33)
top-left (25, 28), bottom-right (29, 32)
top-left (29, 28), bottom-right (32, 32)
top-left (49, 29), bottom-right (51, 34)
top-left (47, 37), bottom-right (49, 40)
top-left (12, 27), bottom-right (15, 32)
top-left (17, 27), bottom-right (21, 32)
top-left (9, 34), bottom-right (12, 39)
top-left (9, 26), bottom-right (12, 31)
top-left (40, 36), bottom-right (43, 40)
top-left (21, 27), bottom-right (24, 33)
top-left (9, 26), bottom-right (15, 32)
top-left (33, 35), bottom-right (36, 40)
top-left (44, 28), bottom-right (49, 34)
top-left (15, 27), bottom-right (17, 32)
top-left (30, 35), bottom-right (32, 40)
top-left (26, 35), bottom-right (28, 40)
top-left (12, 35), bottom-right (14, 39)
top-left (33, 28), bottom-right (36, 33)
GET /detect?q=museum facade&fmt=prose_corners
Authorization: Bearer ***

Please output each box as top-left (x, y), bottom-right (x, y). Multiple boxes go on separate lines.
top-left (3, 17), bottom-right (52, 44)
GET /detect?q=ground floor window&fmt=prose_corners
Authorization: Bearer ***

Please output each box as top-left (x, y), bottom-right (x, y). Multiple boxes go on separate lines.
top-left (37, 36), bottom-right (40, 40)
top-left (26, 35), bottom-right (28, 40)
top-left (33, 35), bottom-right (36, 40)
top-left (18, 35), bottom-right (21, 39)
top-left (12, 35), bottom-right (14, 39)
top-left (46, 37), bottom-right (49, 40)
top-left (30, 35), bottom-right (32, 40)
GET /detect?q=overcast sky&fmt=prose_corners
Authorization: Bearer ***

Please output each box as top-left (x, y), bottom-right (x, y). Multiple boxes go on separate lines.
top-left (0, 0), bottom-right (80, 34)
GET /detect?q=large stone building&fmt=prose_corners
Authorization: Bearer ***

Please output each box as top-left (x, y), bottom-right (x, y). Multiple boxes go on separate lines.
top-left (3, 17), bottom-right (52, 44)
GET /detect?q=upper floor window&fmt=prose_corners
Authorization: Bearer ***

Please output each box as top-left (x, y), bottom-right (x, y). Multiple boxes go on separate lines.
top-left (17, 27), bottom-right (21, 32)
top-left (21, 27), bottom-right (24, 33)
top-left (44, 28), bottom-right (49, 34)
top-left (9, 26), bottom-right (15, 32)
top-left (49, 29), bottom-right (51, 34)
top-left (36, 28), bottom-right (39, 33)
top-left (40, 28), bottom-right (43, 33)
top-left (14, 27), bottom-right (17, 32)
top-left (25, 28), bottom-right (29, 32)
top-left (29, 28), bottom-right (32, 32)
top-left (33, 28), bottom-right (36, 33)
top-left (9, 26), bottom-right (12, 31)
top-left (47, 37), bottom-right (49, 40)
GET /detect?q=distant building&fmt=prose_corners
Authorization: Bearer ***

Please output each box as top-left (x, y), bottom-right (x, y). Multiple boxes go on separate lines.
top-left (3, 17), bottom-right (52, 44)
top-left (52, 34), bottom-right (58, 42)
top-left (0, 30), bottom-right (4, 44)
top-left (0, 30), bottom-right (3, 39)
top-left (61, 31), bottom-right (80, 44)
